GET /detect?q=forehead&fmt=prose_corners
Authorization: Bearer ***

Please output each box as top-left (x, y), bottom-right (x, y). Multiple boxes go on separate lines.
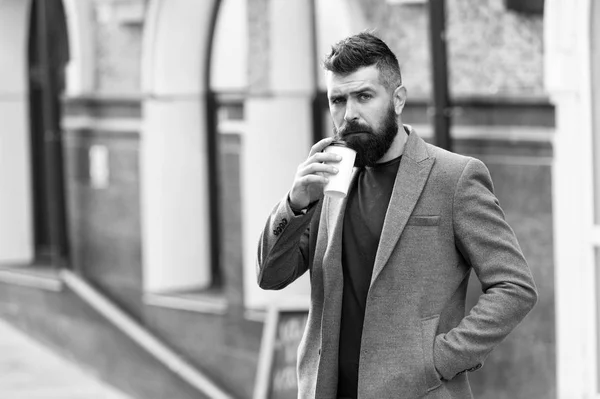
top-left (326, 65), bottom-right (384, 95)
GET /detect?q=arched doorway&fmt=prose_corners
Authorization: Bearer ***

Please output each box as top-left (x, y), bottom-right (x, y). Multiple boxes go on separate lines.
top-left (28, 0), bottom-right (70, 266)
top-left (0, 0), bottom-right (76, 267)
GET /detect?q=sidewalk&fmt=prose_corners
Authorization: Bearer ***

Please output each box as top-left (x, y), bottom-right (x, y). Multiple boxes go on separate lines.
top-left (0, 318), bottom-right (132, 399)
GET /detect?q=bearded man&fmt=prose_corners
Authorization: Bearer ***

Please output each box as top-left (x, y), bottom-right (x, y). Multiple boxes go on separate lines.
top-left (256, 32), bottom-right (537, 399)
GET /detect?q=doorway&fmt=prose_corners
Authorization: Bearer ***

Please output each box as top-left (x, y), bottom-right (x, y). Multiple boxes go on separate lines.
top-left (28, 0), bottom-right (70, 266)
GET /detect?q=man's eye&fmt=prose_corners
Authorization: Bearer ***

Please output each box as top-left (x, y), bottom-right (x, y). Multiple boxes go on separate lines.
top-left (358, 93), bottom-right (372, 101)
top-left (331, 98), bottom-right (345, 105)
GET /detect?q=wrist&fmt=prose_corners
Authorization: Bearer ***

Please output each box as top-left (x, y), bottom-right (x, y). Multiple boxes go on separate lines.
top-left (288, 195), bottom-right (308, 215)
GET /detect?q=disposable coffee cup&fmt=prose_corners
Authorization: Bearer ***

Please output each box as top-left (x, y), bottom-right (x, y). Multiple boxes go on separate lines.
top-left (322, 142), bottom-right (356, 199)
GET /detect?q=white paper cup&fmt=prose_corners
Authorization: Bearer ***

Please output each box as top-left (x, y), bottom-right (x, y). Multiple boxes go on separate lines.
top-left (322, 143), bottom-right (356, 199)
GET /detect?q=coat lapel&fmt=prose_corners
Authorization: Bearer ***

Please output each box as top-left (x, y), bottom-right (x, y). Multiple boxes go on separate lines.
top-left (322, 168), bottom-right (359, 294)
top-left (370, 130), bottom-right (435, 287)
top-left (316, 169), bottom-right (360, 397)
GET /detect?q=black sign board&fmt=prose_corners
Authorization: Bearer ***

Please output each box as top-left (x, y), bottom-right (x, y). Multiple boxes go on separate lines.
top-left (253, 304), bottom-right (309, 399)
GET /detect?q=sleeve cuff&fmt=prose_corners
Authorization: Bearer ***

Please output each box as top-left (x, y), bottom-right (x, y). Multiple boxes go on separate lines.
top-left (287, 195), bottom-right (318, 216)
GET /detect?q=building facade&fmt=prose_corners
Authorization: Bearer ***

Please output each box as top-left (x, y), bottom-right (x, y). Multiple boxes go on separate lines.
top-left (0, 0), bottom-right (594, 397)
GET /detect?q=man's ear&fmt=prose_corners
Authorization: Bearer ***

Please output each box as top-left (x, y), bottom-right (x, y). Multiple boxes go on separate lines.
top-left (393, 85), bottom-right (407, 115)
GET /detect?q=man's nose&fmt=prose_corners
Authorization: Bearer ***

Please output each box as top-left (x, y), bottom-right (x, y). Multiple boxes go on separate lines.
top-left (344, 101), bottom-right (359, 122)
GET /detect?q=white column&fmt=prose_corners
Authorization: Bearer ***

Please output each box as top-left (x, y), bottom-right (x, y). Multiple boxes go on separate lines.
top-left (141, 100), bottom-right (212, 292)
top-left (0, 0), bottom-right (34, 264)
top-left (314, 0), bottom-right (367, 90)
top-left (63, 0), bottom-right (95, 96)
top-left (140, 0), bottom-right (218, 292)
top-left (545, 0), bottom-right (596, 397)
top-left (210, 0), bottom-right (247, 91)
top-left (242, 0), bottom-right (316, 309)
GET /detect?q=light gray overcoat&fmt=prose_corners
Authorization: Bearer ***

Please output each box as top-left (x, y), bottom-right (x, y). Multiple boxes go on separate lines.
top-left (257, 129), bottom-right (537, 398)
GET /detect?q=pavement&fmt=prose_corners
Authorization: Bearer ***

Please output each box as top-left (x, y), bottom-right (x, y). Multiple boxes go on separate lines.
top-left (0, 318), bottom-right (132, 399)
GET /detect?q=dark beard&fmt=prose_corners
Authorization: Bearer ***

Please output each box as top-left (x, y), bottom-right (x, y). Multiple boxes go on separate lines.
top-left (333, 103), bottom-right (398, 167)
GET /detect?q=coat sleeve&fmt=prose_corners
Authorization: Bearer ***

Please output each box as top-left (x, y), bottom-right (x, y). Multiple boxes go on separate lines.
top-left (433, 158), bottom-right (538, 380)
top-left (256, 195), bottom-right (322, 290)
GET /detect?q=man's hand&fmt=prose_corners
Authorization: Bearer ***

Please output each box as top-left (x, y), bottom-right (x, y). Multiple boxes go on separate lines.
top-left (289, 137), bottom-right (341, 210)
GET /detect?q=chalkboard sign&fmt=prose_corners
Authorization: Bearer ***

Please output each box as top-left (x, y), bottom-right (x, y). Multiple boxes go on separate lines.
top-left (253, 304), bottom-right (309, 399)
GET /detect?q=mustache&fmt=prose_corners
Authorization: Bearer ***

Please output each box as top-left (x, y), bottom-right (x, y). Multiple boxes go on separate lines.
top-left (335, 121), bottom-right (373, 138)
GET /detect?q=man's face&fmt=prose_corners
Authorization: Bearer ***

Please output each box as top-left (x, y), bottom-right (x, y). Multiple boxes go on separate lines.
top-left (327, 65), bottom-right (399, 167)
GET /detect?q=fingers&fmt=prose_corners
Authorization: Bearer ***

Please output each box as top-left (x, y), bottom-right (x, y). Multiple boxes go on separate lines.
top-left (298, 161), bottom-right (338, 177)
top-left (296, 174), bottom-right (329, 186)
top-left (308, 137), bottom-right (335, 157)
top-left (307, 151), bottom-right (342, 165)
top-left (298, 138), bottom-right (341, 178)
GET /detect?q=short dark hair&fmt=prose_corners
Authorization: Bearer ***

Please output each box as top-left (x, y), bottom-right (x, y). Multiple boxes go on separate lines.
top-left (322, 32), bottom-right (402, 90)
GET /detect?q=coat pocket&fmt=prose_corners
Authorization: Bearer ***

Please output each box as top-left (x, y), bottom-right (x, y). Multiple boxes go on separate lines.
top-left (420, 315), bottom-right (442, 392)
top-left (407, 215), bottom-right (440, 226)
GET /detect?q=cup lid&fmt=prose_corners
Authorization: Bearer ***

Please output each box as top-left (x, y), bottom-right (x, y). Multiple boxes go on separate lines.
top-left (328, 140), bottom-right (349, 147)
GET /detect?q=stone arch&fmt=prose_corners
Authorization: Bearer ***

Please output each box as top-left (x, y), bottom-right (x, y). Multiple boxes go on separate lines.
top-left (140, 0), bottom-right (221, 292)
top-left (0, 0), bottom-right (86, 264)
